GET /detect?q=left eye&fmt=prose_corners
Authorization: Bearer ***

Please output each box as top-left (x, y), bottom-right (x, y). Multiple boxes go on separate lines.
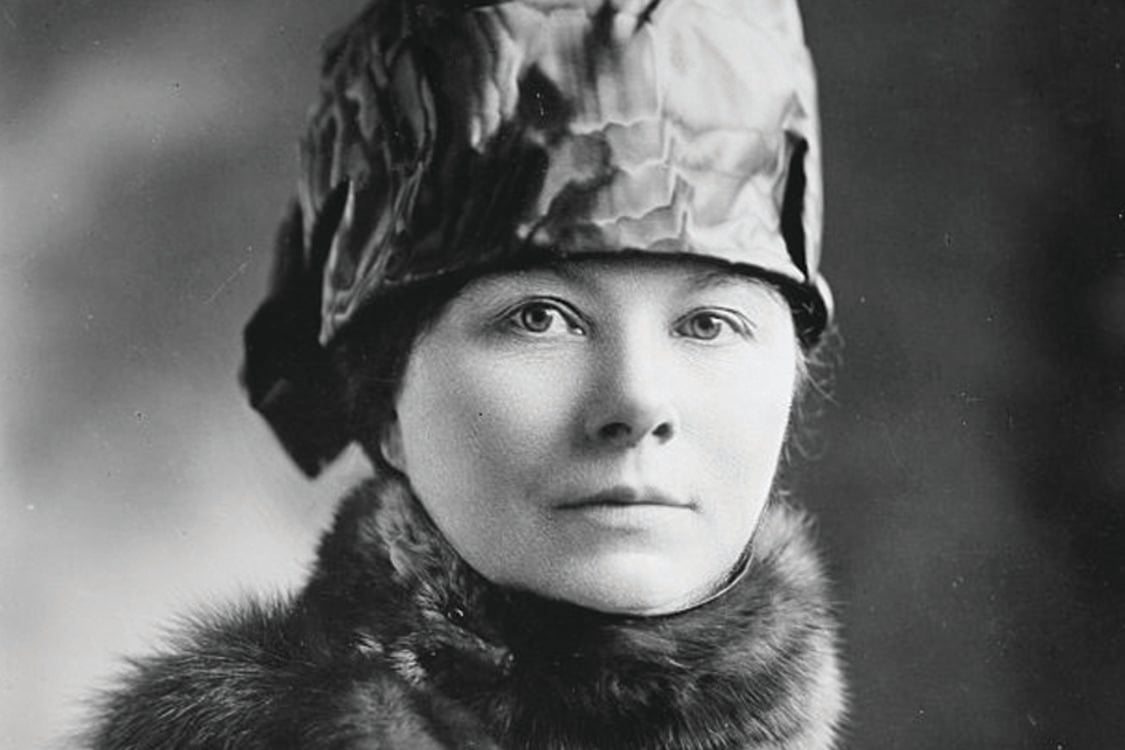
top-left (506, 301), bottom-right (584, 336)
top-left (674, 311), bottom-right (746, 341)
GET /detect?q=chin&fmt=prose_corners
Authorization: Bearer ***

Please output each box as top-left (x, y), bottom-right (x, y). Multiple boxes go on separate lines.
top-left (540, 550), bottom-right (712, 616)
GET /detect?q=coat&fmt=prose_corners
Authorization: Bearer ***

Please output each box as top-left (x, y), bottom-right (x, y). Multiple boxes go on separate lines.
top-left (87, 471), bottom-right (845, 749)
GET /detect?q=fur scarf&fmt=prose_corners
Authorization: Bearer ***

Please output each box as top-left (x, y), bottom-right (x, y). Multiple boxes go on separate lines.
top-left (88, 473), bottom-right (845, 749)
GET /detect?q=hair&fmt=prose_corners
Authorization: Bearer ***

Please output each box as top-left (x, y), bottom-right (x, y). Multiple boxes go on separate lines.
top-left (329, 271), bottom-right (478, 473)
top-left (329, 263), bottom-right (838, 474)
top-left (787, 323), bottom-right (842, 464)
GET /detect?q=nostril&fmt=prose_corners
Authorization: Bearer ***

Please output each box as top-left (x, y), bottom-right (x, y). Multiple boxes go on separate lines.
top-left (598, 422), bottom-right (632, 442)
top-left (595, 420), bottom-right (674, 445)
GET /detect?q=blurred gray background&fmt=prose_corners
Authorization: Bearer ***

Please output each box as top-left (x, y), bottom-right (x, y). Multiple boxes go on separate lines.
top-left (1, 1), bottom-right (1122, 748)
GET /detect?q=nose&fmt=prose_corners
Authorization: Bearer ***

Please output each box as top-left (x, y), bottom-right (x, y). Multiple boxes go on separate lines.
top-left (582, 334), bottom-right (679, 450)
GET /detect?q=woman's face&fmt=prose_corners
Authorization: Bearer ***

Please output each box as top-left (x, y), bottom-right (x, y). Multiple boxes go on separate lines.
top-left (382, 257), bottom-right (800, 615)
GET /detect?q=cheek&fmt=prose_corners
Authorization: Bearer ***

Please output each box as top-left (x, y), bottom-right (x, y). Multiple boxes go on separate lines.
top-left (396, 344), bottom-right (580, 496)
top-left (687, 352), bottom-right (796, 503)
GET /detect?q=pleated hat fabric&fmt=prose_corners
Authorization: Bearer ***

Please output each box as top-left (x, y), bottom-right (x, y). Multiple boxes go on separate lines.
top-left (296, 0), bottom-right (829, 345)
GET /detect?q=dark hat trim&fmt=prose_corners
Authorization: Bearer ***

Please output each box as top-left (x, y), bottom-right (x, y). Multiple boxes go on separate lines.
top-left (241, 199), bottom-right (352, 477)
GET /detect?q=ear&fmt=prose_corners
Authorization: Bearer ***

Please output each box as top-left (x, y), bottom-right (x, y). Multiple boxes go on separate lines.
top-left (379, 415), bottom-right (408, 474)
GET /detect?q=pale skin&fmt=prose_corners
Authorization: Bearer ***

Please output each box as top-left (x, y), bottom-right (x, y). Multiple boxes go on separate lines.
top-left (382, 256), bottom-right (801, 616)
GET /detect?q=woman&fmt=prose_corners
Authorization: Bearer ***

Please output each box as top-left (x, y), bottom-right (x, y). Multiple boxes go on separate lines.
top-left (91, 0), bottom-right (843, 747)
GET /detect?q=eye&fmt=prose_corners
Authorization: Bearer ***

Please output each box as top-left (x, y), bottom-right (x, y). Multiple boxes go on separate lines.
top-left (505, 300), bottom-right (585, 336)
top-left (674, 310), bottom-right (750, 341)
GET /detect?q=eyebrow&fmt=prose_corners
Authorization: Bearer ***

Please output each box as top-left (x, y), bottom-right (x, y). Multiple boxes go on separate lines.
top-left (555, 259), bottom-right (771, 292)
top-left (685, 266), bottom-right (752, 292)
top-left (465, 258), bottom-right (779, 299)
top-left (681, 266), bottom-right (784, 300)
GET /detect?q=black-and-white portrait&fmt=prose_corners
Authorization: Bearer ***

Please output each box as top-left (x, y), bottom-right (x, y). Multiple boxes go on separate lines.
top-left (2, 1), bottom-right (1122, 747)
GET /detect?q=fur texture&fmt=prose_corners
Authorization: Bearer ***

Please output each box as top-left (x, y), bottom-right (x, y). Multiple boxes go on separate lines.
top-left (88, 474), bottom-right (844, 749)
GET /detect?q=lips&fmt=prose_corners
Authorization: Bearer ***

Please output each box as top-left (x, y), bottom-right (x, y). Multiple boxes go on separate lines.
top-left (557, 486), bottom-right (693, 510)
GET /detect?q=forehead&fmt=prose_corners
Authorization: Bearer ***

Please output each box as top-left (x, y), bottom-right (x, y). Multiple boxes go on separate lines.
top-left (461, 256), bottom-right (789, 302)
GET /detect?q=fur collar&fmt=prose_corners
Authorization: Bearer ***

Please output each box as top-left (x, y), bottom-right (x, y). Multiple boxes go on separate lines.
top-left (301, 473), bottom-right (845, 750)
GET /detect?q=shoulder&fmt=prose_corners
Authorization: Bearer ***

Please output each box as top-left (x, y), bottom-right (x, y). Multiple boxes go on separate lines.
top-left (86, 583), bottom-right (497, 749)
top-left (87, 597), bottom-right (307, 749)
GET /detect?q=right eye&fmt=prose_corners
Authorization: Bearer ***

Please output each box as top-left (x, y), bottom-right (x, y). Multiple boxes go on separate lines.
top-left (504, 300), bottom-right (585, 336)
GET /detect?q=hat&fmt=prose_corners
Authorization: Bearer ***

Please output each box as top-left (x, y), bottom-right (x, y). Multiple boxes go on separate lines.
top-left (244, 0), bottom-right (832, 475)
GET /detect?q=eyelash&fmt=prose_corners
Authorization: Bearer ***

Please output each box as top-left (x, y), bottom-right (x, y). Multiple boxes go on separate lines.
top-left (502, 299), bottom-right (586, 336)
top-left (499, 301), bottom-right (753, 342)
top-left (673, 309), bottom-right (754, 342)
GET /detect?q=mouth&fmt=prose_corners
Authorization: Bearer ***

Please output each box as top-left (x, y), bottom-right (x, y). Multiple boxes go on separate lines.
top-left (557, 486), bottom-right (693, 511)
